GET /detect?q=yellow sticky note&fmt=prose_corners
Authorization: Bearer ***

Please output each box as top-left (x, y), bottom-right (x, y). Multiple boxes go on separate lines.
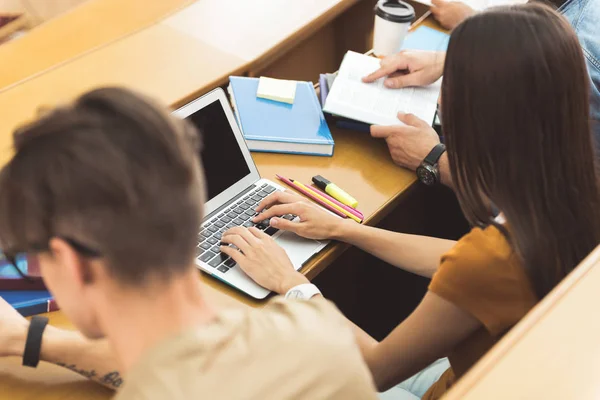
top-left (256, 77), bottom-right (297, 104)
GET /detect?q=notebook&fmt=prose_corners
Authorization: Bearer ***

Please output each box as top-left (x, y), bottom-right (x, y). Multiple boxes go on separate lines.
top-left (229, 76), bottom-right (334, 156)
top-left (257, 77), bottom-right (297, 104)
top-left (1, 290), bottom-right (58, 317)
top-left (401, 26), bottom-right (450, 52)
top-left (319, 73), bottom-right (370, 133)
top-left (323, 51), bottom-right (441, 126)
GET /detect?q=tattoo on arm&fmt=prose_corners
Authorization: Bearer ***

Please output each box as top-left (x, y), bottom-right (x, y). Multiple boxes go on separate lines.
top-left (56, 363), bottom-right (123, 389)
top-left (100, 371), bottom-right (123, 388)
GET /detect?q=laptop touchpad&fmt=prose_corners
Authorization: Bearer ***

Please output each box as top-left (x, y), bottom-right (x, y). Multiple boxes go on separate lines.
top-left (274, 231), bottom-right (325, 271)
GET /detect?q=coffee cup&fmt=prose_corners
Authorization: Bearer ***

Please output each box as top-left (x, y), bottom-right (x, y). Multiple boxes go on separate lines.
top-left (373, 0), bottom-right (415, 57)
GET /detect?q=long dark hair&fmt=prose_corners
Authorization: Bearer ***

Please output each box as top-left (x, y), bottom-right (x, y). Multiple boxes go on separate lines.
top-left (442, 3), bottom-right (600, 299)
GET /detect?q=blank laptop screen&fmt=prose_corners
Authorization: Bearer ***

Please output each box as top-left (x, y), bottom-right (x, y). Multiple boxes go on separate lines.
top-left (187, 100), bottom-right (251, 201)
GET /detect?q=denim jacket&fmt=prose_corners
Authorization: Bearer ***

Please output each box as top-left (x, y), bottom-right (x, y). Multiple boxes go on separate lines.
top-left (560, 0), bottom-right (600, 148)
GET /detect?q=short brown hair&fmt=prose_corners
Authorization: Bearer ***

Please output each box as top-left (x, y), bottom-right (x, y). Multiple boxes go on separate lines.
top-left (0, 87), bottom-right (205, 284)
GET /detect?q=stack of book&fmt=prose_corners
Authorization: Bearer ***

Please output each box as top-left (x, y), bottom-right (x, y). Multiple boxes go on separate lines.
top-left (320, 51), bottom-right (441, 132)
top-left (319, 72), bottom-right (370, 133)
top-left (228, 76), bottom-right (335, 157)
top-left (319, 26), bottom-right (450, 133)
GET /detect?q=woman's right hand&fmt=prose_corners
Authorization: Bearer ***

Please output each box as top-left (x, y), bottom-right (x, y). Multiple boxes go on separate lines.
top-left (252, 190), bottom-right (348, 241)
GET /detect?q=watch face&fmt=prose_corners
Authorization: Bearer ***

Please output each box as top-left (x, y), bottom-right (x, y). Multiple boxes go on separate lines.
top-left (417, 165), bottom-right (437, 186)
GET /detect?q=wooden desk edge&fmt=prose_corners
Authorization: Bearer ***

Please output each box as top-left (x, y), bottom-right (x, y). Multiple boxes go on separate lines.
top-left (247, 0), bottom-right (361, 74)
top-left (0, 0), bottom-right (195, 93)
top-left (443, 245), bottom-right (600, 399)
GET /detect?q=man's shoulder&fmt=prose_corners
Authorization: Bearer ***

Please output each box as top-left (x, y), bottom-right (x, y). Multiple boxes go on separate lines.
top-left (258, 297), bottom-right (349, 339)
top-left (252, 297), bottom-right (378, 398)
top-left (254, 297), bottom-right (359, 360)
top-left (118, 297), bottom-right (377, 400)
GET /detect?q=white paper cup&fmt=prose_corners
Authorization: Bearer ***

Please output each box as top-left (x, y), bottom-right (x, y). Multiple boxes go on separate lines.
top-left (373, 1), bottom-right (415, 57)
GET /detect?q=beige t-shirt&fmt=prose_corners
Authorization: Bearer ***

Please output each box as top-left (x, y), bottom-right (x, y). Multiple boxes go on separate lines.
top-left (115, 297), bottom-right (378, 400)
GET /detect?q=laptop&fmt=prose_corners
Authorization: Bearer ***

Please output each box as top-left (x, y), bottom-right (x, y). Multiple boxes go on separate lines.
top-left (173, 88), bottom-right (328, 299)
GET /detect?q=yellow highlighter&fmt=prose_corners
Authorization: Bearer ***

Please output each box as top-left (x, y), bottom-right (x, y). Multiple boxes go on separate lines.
top-left (312, 175), bottom-right (359, 208)
top-left (293, 180), bottom-right (362, 223)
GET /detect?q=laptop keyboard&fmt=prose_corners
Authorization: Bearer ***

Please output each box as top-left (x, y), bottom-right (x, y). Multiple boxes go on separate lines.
top-left (196, 183), bottom-right (295, 274)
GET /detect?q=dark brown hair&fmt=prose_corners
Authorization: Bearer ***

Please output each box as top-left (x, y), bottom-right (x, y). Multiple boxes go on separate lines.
top-left (442, 3), bottom-right (600, 299)
top-left (0, 88), bottom-right (205, 284)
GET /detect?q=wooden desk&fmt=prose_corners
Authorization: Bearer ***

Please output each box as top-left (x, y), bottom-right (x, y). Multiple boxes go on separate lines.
top-left (0, 0), bottom-right (194, 90)
top-left (444, 245), bottom-right (600, 400)
top-left (0, 0), bottom-right (378, 166)
top-left (0, 0), bottom-right (369, 91)
top-left (0, 1), bottom-right (438, 398)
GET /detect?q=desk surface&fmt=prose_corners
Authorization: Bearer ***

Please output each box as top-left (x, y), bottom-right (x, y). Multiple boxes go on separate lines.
top-left (0, 0), bottom-right (430, 397)
top-left (0, 0), bottom-right (359, 92)
top-left (0, 0), bottom-right (193, 90)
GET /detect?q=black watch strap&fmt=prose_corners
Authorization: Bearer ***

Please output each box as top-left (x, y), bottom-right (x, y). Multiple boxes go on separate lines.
top-left (23, 315), bottom-right (49, 368)
top-left (423, 143), bottom-right (446, 166)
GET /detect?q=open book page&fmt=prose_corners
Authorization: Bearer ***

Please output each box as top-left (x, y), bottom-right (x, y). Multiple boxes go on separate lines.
top-left (412, 0), bottom-right (526, 10)
top-left (323, 51), bottom-right (440, 126)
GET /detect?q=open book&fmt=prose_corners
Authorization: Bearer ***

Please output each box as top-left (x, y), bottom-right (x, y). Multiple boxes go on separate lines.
top-left (413, 0), bottom-right (527, 10)
top-left (323, 51), bottom-right (441, 126)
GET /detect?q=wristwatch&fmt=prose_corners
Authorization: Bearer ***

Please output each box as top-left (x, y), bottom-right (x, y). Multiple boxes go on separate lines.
top-left (285, 283), bottom-right (321, 300)
top-left (23, 315), bottom-right (49, 368)
top-left (416, 143), bottom-right (446, 186)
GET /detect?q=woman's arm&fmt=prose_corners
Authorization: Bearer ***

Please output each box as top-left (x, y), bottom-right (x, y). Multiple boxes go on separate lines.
top-left (356, 291), bottom-right (480, 391)
top-left (334, 221), bottom-right (456, 278)
top-left (253, 191), bottom-right (456, 278)
top-left (220, 227), bottom-right (480, 391)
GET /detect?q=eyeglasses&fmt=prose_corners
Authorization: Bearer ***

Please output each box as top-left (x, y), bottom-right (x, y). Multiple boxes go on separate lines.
top-left (1, 237), bottom-right (101, 281)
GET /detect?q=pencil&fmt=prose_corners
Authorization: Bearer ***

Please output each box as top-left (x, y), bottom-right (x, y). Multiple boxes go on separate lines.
top-left (310, 185), bottom-right (365, 220)
top-left (276, 175), bottom-right (347, 218)
top-left (293, 180), bottom-right (363, 223)
top-left (409, 10), bottom-right (431, 32)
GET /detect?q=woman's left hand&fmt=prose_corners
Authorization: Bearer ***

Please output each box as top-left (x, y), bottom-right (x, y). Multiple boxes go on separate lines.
top-left (220, 227), bottom-right (309, 295)
top-left (430, 0), bottom-right (476, 30)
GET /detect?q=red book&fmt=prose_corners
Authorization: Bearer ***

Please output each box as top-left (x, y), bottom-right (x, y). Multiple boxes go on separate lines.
top-left (0, 255), bottom-right (46, 290)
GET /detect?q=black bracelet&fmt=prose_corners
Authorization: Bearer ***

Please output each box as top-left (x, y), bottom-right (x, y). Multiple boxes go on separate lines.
top-left (23, 316), bottom-right (49, 368)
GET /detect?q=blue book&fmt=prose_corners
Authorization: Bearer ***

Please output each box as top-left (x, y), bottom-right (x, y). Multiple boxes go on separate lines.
top-left (401, 26), bottom-right (450, 52)
top-left (229, 76), bottom-right (334, 156)
top-left (1, 290), bottom-right (57, 317)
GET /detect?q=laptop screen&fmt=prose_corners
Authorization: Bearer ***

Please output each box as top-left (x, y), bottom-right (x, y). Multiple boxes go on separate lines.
top-left (186, 100), bottom-right (251, 201)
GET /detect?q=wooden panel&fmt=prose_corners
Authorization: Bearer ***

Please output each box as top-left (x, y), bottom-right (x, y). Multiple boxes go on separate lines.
top-left (334, 0), bottom-right (378, 62)
top-left (161, 0), bottom-right (358, 63)
top-left (0, 23), bottom-right (246, 166)
top-left (445, 246), bottom-right (600, 400)
top-left (16, 0), bottom-right (90, 24)
top-left (0, 0), bottom-right (193, 90)
top-left (251, 0), bottom-right (376, 83)
top-left (251, 22), bottom-right (338, 83)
